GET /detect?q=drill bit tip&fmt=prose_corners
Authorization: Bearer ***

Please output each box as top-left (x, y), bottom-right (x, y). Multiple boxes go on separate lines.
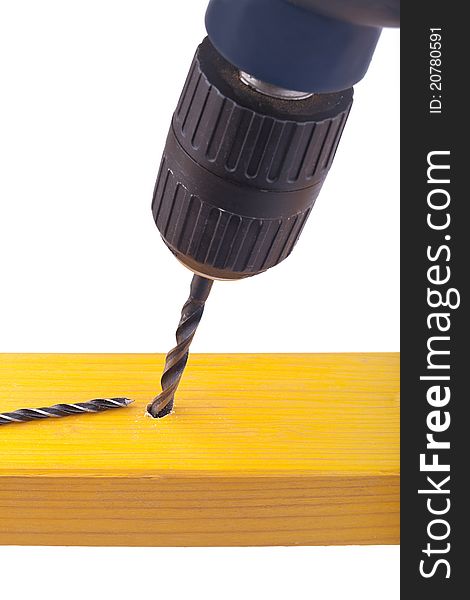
top-left (115, 398), bottom-right (134, 406)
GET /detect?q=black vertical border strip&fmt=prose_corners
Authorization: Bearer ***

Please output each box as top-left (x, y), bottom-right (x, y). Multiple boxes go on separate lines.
top-left (401, 3), bottom-right (465, 596)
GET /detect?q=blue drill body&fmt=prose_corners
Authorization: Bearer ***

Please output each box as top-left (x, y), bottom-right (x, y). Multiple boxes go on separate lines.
top-left (205, 0), bottom-right (399, 93)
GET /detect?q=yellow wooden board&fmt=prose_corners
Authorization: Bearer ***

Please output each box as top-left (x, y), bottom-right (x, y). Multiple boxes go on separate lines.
top-left (0, 353), bottom-right (399, 546)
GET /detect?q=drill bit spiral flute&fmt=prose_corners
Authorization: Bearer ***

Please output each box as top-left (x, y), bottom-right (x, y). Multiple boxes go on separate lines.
top-left (147, 275), bottom-right (213, 418)
top-left (0, 398), bottom-right (133, 426)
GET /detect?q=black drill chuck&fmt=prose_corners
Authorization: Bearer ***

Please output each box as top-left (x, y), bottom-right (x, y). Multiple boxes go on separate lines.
top-left (152, 38), bottom-right (353, 280)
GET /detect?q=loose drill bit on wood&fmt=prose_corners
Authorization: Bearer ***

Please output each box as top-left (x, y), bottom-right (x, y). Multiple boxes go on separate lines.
top-left (147, 274), bottom-right (213, 419)
top-left (0, 397), bottom-right (133, 426)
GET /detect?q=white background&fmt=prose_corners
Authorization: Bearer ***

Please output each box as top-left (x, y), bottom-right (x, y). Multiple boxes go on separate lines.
top-left (0, 1), bottom-right (400, 599)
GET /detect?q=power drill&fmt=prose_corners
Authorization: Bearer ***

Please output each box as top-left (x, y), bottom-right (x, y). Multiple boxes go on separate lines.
top-left (147, 0), bottom-right (400, 418)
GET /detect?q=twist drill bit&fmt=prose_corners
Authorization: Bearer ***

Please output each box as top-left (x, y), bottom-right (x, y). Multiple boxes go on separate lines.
top-left (0, 397), bottom-right (133, 426)
top-left (147, 274), bottom-right (213, 419)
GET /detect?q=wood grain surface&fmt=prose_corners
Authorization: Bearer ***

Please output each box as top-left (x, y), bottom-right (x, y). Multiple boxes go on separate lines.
top-left (0, 353), bottom-right (399, 546)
